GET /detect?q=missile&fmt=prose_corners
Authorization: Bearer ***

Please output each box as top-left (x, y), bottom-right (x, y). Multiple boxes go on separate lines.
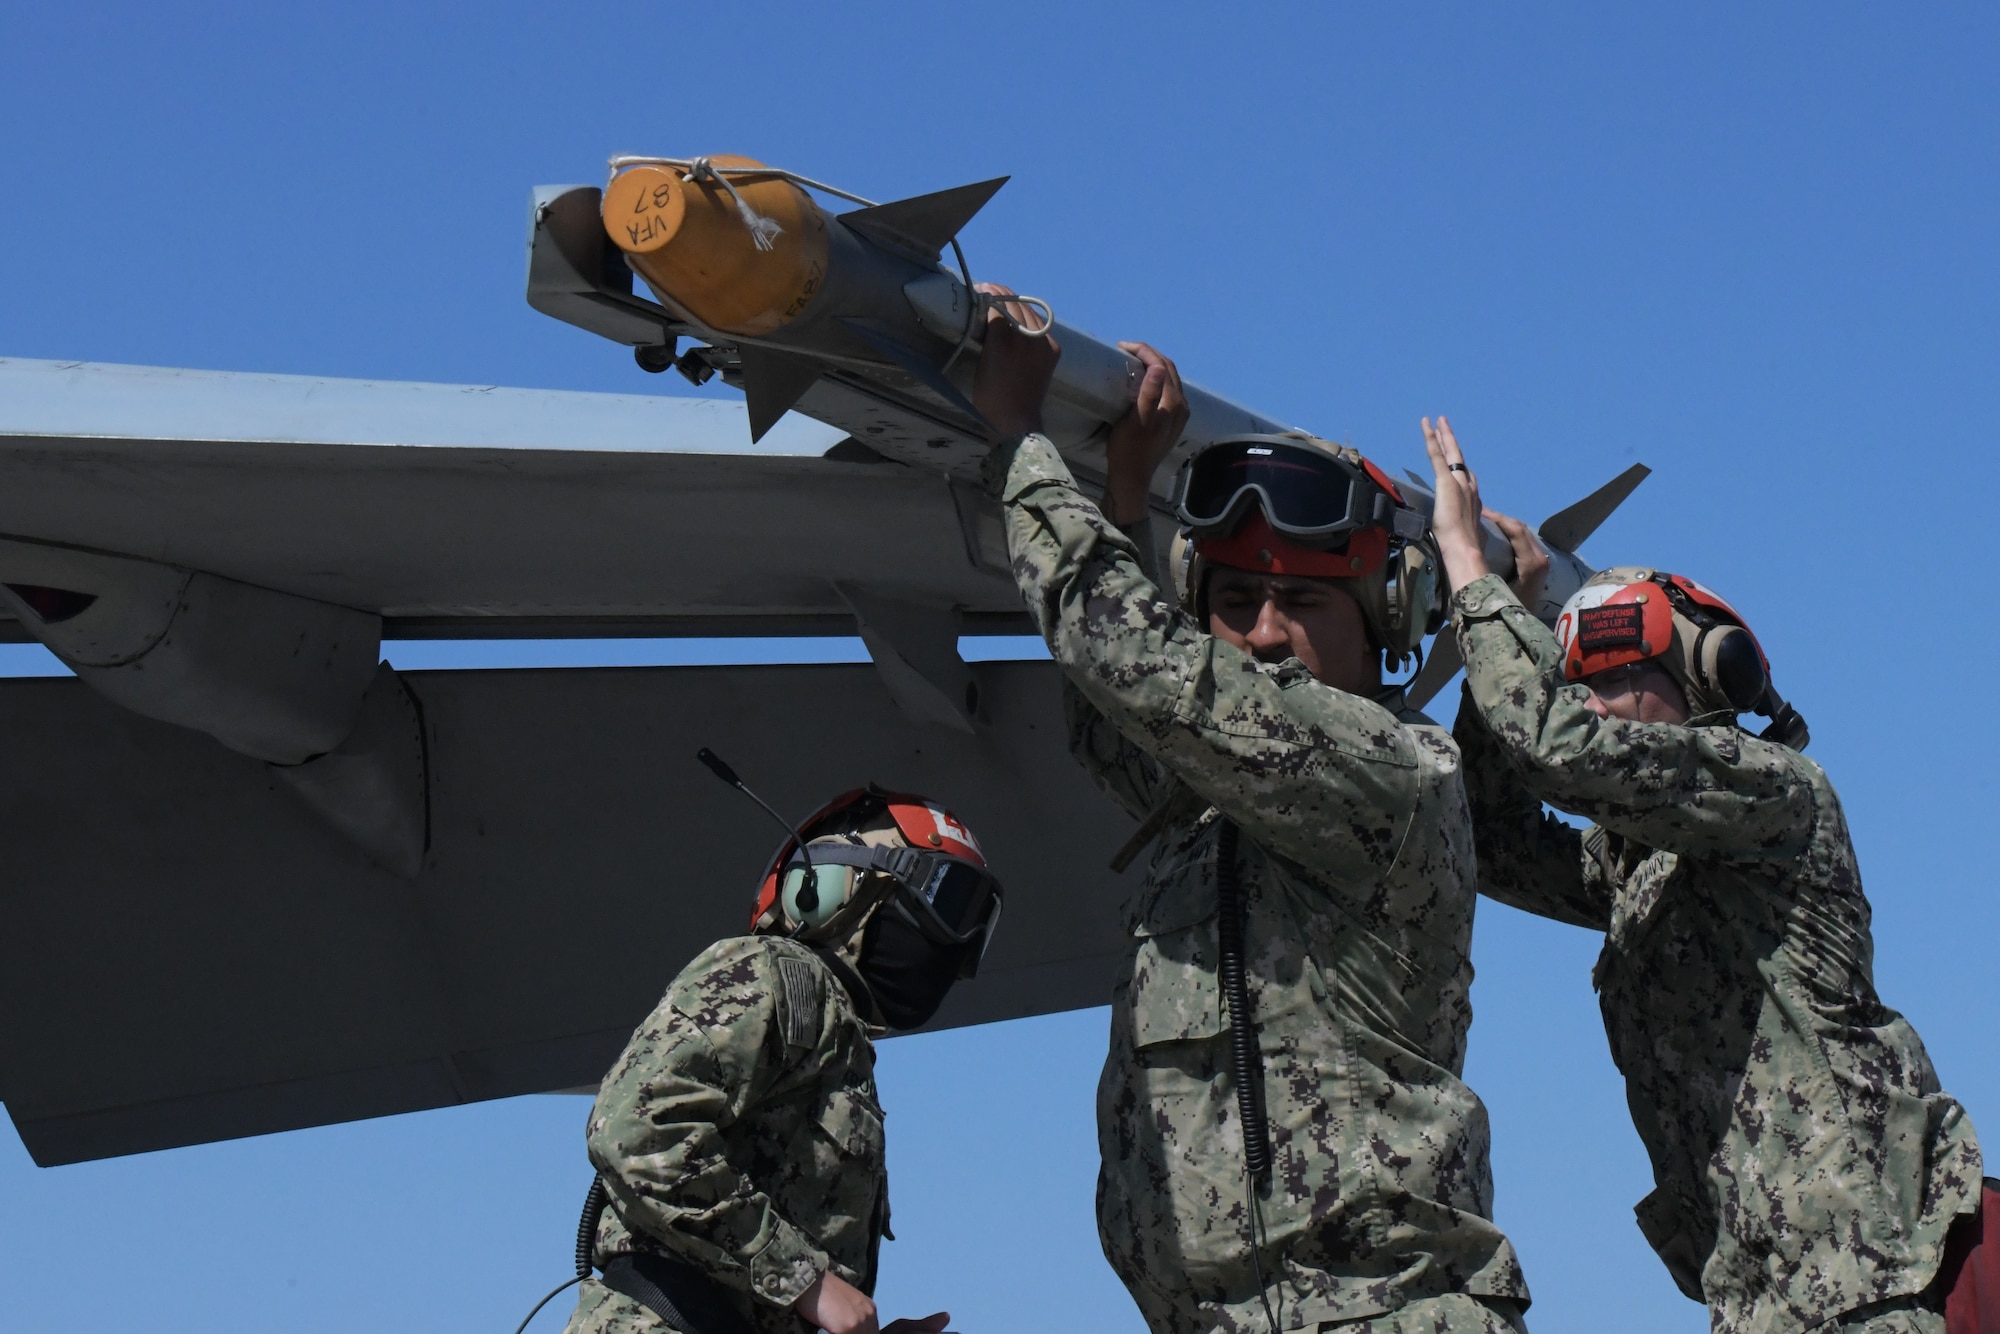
top-left (526, 154), bottom-right (1287, 491)
top-left (524, 153), bottom-right (1651, 706)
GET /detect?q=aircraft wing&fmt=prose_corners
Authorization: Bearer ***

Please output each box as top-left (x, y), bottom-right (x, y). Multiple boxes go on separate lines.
top-left (0, 357), bottom-right (1140, 1166)
top-left (0, 356), bottom-right (1030, 640)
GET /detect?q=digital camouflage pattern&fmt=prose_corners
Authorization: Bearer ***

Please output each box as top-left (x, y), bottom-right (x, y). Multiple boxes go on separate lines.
top-left (988, 433), bottom-right (1530, 1333)
top-left (1452, 572), bottom-right (1979, 1334)
top-left (564, 935), bottom-right (885, 1334)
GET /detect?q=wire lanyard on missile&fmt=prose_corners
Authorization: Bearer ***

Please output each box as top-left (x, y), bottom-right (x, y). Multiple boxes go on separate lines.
top-left (604, 154), bottom-right (1056, 366)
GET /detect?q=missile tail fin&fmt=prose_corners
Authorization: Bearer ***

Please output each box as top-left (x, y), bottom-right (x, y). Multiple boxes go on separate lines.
top-left (840, 177), bottom-right (1010, 261)
top-left (1405, 632), bottom-right (1465, 710)
top-left (1538, 463), bottom-right (1651, 552)
top-left (839, 318), bottom-right (985, 426)
top-left (737, 344), bottom-right (824, 442)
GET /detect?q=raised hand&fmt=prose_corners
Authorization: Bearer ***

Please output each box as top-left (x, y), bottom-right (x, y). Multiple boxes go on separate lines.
top-left (1420, 415), bottom-right (1492, 595)
top-left (1104, 341), bottom-right (1190, 526)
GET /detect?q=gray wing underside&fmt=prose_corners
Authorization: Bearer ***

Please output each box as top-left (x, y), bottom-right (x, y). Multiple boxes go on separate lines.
top-left (0, 659), bottom-right (1134, 1167)
top-left (0, 358), bottom-right (1147, 1166)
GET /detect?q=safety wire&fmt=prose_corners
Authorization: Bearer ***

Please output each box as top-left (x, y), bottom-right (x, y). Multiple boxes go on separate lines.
top-left (604, 155), bottom-right (1056, 339)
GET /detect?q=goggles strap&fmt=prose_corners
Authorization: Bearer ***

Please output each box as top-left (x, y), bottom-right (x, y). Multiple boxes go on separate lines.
top-left (785, 844), bottom-right (999, 941)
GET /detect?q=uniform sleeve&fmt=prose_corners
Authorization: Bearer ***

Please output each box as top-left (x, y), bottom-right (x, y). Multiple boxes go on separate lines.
top-left (586, 939), bottom-right (828, 1309)
top-left (1453, 573), bottom-right (1815, 862)
top-left (1065, 677), bottom-right (1174, 820)
top-left (987, 434), bottom-right (1421, 884)
top-left (1451, 683), bottom-right (1610, 930)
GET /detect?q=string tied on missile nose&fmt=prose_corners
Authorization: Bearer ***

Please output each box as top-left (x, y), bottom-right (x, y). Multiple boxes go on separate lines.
top-left (682, 155), bottom-right (785, 252)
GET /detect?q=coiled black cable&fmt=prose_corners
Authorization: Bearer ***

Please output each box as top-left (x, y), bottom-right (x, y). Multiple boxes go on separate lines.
top-left (504, 1176), bottom-right (607, 1334)
top-left (576, 1175), bottom-right (609, 1279)
top-left (1215, 820), bottom-right (1281, 1334)
top-left (1214, 820), bottom-right (1270, 1180)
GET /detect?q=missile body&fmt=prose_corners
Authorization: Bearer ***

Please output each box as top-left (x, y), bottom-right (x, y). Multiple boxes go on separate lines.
top-left (528, 157), bottom-right (1286, 492)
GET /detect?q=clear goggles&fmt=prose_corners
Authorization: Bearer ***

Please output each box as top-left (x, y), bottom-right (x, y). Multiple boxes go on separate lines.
top-left (1172, 437), bottom-right (1411, 546)
top-left (780, 843), bottom-right (1004, 975)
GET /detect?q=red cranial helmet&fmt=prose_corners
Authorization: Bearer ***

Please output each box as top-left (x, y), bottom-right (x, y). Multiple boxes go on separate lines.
top-left (1555, 566), bottom-right (1807, 747)
top-left (749, 786), bottom-right (1003, 977)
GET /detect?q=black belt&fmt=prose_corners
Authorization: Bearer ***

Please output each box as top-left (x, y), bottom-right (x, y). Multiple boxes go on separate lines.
top-left (598, 1251), bottom-right (757, 1334)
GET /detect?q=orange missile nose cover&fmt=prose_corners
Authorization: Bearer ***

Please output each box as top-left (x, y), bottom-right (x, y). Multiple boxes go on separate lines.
top-left (603, 156), bottom-right (829, 338)
top-left (604, 165), bottom-right (688, 255)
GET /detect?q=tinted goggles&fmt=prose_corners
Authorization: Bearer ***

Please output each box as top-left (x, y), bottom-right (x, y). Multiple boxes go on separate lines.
top-left (782, 843), bottom-right (1004, 972)
top-left (1173, 438), bottom-right (1398, 546)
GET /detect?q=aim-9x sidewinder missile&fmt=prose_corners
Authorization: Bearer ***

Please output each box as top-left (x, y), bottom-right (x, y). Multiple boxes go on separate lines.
top-left (526, 154), bottom-right (1284, 489)
top-left (525, 154), bottom-right (1647, 703)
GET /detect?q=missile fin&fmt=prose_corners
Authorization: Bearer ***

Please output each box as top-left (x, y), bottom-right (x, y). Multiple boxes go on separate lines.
top-left (1538, 462), bottom-right (1651, 553)
top-left (1404, 632), bottom-right (1465, 710)
top-left (840, 177), bottom-right (1010, 262)
top-left (736, 344), bottom-right (824, 442)
top-left (839, 318), bottom-right (985, 426)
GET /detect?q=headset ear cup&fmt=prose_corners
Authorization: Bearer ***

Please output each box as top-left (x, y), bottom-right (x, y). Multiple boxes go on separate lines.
top-left (1698, 626), bottom-right (1768, 712)
top-left (782, 865), bottom-right (854, 930)
top-left (1171, 530), bottom-right (1198, 615)
top-left (1383, 554), bottom-right (1406, 653)
top-left (1387, 544), bottom-right (1440, 657)
top-left (1411, 544), bottom-right (1442, 640)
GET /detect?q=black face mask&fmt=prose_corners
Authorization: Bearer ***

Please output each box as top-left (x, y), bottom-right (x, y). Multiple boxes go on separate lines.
top-left (856, 907), bottom-right (966, 1031)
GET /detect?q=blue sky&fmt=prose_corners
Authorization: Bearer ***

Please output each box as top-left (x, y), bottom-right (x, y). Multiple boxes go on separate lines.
top-left (3, 4), bottom-right (1998, 1331)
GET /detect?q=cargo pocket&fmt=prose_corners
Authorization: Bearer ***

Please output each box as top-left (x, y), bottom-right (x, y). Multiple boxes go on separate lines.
top-left (805, 1087), bottom-right (886, 1286)
top-left (1108, 865), bottom-right (1244, 1292)
top-left (814, 1088), bottom-right (885, 1164)
top-left (1126, 861), bottom-right (1224, 1048)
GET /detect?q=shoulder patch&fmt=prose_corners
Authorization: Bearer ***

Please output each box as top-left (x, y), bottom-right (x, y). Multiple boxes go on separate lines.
top-left (776, 954), bottom-right (824, 1049)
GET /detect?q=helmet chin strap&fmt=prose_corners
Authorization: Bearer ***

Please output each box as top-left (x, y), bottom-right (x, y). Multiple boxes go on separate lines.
top-left (808, 940), bottom-right (882, 1026)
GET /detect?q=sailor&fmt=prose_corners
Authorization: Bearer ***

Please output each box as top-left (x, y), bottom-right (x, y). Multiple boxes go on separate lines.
top-left (562, 784), bottom-right (1004, 1334)
top-left (970, 289), bottom-right (1533, 1334)
top-left (1420, 415), bottom-right (1990, 1334)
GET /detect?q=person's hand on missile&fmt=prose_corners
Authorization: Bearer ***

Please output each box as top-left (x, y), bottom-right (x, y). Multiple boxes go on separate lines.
top-left (1421, 415), bottom-right (1492, 595)
top-left (1105, 341), bottom-right (1191, 527)
top-left (1485, 508), bottom-right (1550, 611)
top-left (972, 282), bottom-right (1062, 442)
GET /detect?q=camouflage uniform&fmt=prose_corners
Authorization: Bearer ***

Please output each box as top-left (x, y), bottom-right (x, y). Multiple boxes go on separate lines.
top-left (1451, 573), bottom-right (1980, 1334)
top-left (564, 934), bottom-right (886, 1334)
top-left (988, 433), bottom-right (1531, 1333)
